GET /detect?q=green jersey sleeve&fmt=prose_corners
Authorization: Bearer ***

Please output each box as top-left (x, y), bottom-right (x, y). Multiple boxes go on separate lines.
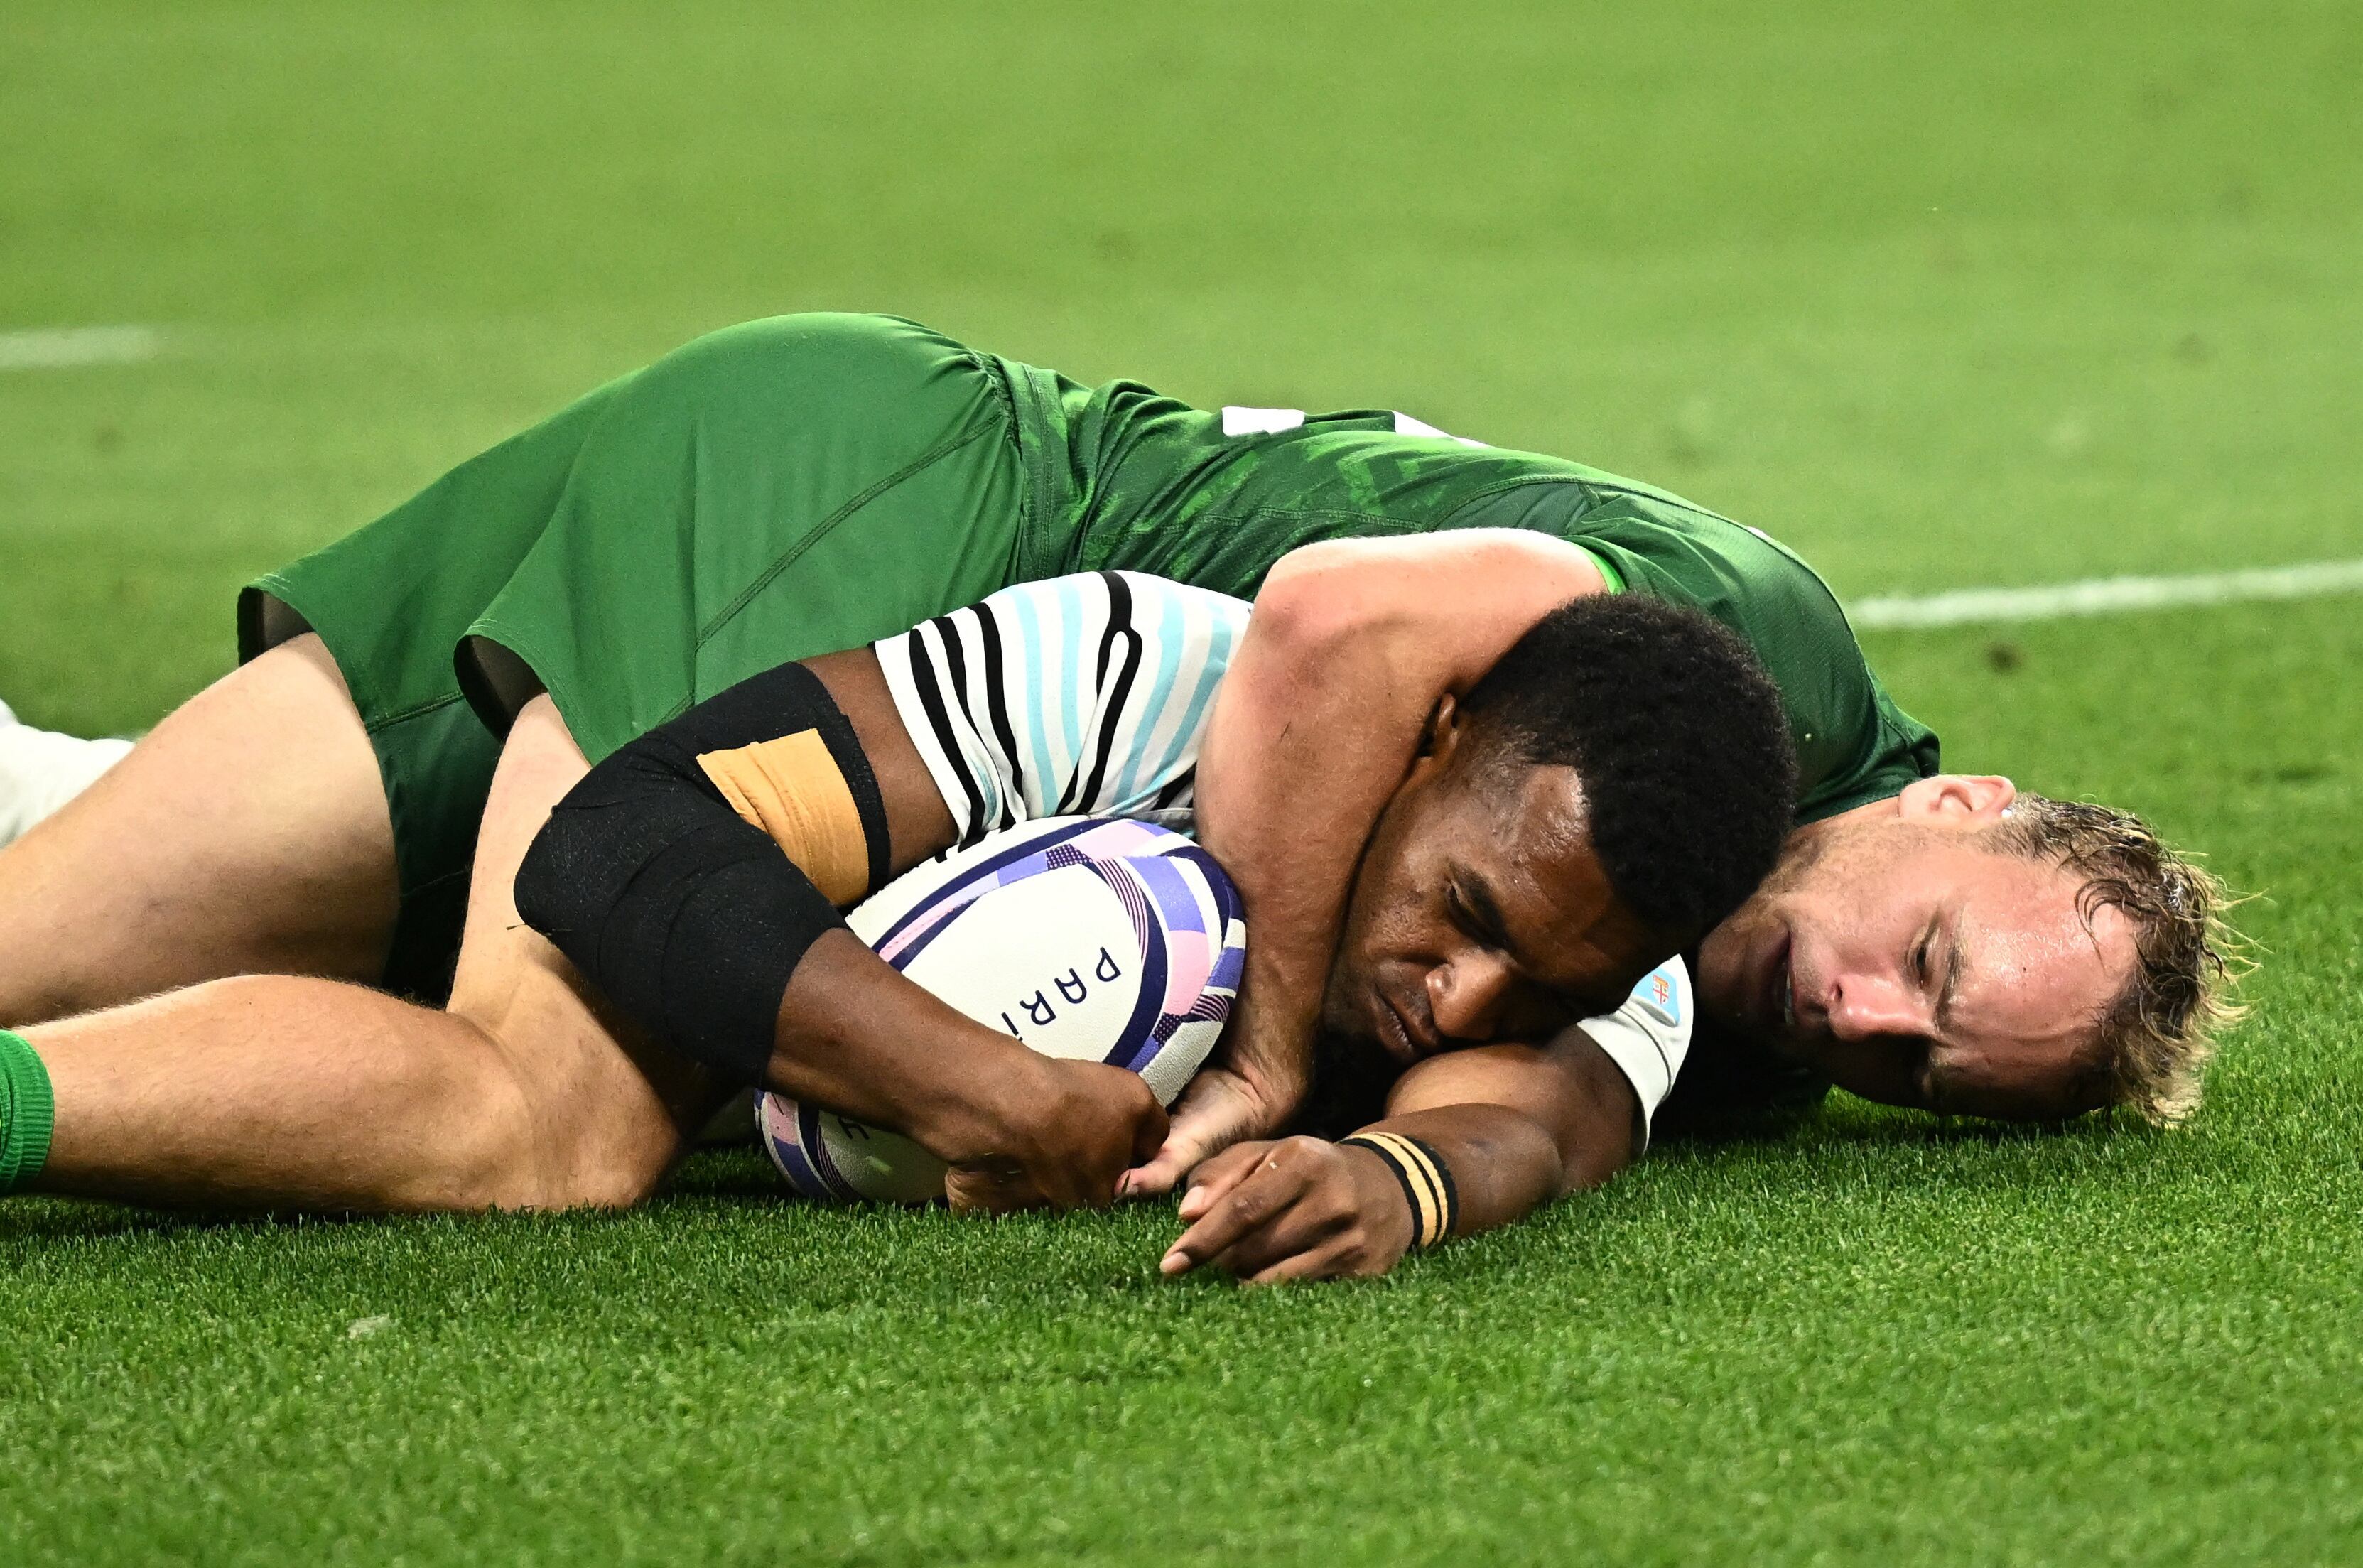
top-left (1011, 370), bottom-right (1942, 825)
top-left (1437, 480), bottom-right (1940, 822)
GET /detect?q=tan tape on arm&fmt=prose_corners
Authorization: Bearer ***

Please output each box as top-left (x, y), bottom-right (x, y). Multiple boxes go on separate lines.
top-left (696, 730), bottom-right (873, 906)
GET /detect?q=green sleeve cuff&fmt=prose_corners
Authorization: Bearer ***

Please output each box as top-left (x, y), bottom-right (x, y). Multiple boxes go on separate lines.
top-left (0, 1029), bottom-right (57, 1193)
top-left (1574, 544), bottom-right (1626, 595)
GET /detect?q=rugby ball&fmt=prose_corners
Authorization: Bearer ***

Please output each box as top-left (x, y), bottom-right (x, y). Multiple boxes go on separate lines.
top-left (757, 816), bottom-right (1247, 1203)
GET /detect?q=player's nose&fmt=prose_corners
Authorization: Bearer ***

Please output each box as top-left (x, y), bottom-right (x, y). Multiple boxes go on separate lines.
top-left (1429, 951), bottom-right (1517, 1043)
top-left (1824, 970), bottom-right (1927, 1042)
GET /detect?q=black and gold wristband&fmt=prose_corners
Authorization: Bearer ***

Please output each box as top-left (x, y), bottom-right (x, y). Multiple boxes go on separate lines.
top-left (1339, 1132), bottom-right (1461, 1250)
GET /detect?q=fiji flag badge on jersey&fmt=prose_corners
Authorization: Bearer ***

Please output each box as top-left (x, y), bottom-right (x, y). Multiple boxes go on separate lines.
top-left (1638, 961), bottom-right (1683, 1030)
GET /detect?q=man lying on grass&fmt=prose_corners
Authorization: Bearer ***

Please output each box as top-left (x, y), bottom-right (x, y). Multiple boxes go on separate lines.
top-left (0, 577), bottom-right (1797, 1282)
top-left (0, 313), bottom-right (2240, 1228)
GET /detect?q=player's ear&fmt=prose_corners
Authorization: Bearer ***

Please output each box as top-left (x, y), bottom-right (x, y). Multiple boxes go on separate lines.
top-left (1418, 691), bottom-right (1464, 762)
top-left (1896, 774), bottom-right (2016, 823)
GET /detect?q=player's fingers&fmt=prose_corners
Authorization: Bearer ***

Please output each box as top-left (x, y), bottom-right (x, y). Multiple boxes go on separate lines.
top-left (1121, 1127), bottom-right (1221, 1199)
top-left (946, 1164), bottom-right (1041, 1216)
top-left (943, 1173), bottom-right (1001, 1214)
top-left (1160, 1174), bottom-right (1285, 1275)
top-left (1119, 1127), bottom-right (1216, 1202)
top-left (1117, 1153), bottom-right (1182, 1201)
top-left (1205, 1195), bottom-right (1352, 1281)
top-left (1127, 1075), bottom-right (1263, 1199)
top-left (1159, 1154), bottom-right (1307, 1277)
top-left (1174, 1141), bottom-right (1270, 1221)
top-left (1053, 1065), bottom-right (1167, 1206)
top-left (1128, 1086), bottom-right (1172, 1169)
top-left (1071, 1081), bottom-right (1162, 1209)
top-left (1029, 1161), bottom-right (1094, 1213)
top-left (1245, 1236), bottom-right (1363, 1287)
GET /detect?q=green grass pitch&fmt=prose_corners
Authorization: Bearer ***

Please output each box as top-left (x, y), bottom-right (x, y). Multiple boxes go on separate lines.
top-left (5, 3), bottom-right (2361, 1562)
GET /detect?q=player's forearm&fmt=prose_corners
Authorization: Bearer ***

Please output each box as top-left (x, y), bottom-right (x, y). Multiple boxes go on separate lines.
top-left (1193, 593), bottom-right (1432, 1085)
top-left (763, 930), bottom-right (1047, 1157)
top-left (1373, 1027), bottom-right (1648, 1222)
top-left (521, 801), bottom-right (1059, 1171)
top-left (1342, 1104), bottom-right (1577, 1248)
top-left (773, 932), bottom-right (1166, 1211)
top-left (1196, 544), bottom-right (1498, 1067)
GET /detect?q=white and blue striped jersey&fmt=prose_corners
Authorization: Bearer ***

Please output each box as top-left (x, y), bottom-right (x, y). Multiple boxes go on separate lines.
top-left (875, 570), bottom-right (1245, 848)
top-left (872, 569), bottom-right (1695, 1145)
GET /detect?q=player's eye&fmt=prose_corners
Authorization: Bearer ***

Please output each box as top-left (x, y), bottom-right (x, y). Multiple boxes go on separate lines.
top-left (1446, 881), bottom-right (1505, 950)
top-left (1445, 882), bottom-right (1480, 937)
top-left (1911, 925), bottom-right (1935, 986)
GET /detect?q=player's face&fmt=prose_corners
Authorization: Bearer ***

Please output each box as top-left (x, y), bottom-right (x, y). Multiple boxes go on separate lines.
top-left (1321, 703), bottom-right (1671, 1069)
top-left (1696, 808), bottom-right (2136, 1120)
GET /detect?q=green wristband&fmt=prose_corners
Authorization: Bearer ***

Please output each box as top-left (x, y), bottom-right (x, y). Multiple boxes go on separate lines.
top-left (1, 1029), bottom-right (57, 1193)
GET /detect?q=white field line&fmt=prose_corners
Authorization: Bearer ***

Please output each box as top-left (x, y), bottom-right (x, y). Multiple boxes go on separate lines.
top-left (0, 325), bottom-right (163, 371)
top-left (1849, 558), bottom-right (2363, 629)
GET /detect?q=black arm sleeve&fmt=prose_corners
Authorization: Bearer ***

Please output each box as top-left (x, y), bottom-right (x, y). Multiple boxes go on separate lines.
top-left (513, 661), bottom-right (889, 1087)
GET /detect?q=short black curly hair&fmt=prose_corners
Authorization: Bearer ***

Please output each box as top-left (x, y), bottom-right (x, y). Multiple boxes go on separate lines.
top-left (1456, 594), bottom-right (1797, 936)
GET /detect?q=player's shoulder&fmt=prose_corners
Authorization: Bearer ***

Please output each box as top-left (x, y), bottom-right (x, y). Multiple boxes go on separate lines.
top-left (1427, 455), bottom-right (1834, 602)
top-left (1234, 405), bottom-right (1771, 549)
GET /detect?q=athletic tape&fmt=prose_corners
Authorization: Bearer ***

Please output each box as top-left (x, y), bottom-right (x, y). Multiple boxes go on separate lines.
top-left (1341, 1131), bottom-right (1460, 1250)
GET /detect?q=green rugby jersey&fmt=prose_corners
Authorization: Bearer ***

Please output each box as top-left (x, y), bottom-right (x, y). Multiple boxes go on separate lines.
top-left (995, 367), bottom-right (1937, 823)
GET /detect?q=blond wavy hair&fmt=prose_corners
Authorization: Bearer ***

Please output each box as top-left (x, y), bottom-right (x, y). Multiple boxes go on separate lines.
top-left (1986, 796), bottom-right (2251, 1124)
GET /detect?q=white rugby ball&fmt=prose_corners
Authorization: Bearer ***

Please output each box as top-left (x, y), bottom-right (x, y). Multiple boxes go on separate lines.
top-left (757, 816), bottom-right (1246, 1203)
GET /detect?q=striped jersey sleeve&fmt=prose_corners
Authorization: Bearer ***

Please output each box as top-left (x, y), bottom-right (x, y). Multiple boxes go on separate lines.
top-left (872, 571), bottom-right (1250, 846)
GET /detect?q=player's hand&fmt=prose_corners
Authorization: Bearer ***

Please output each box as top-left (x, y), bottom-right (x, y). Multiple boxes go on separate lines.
top-left (1156, 1137), bottom-right (1415, 1283)
top-left (937, 1055), bottom-right (1167, 1216)
top-left (1117, 1064), bottom-right (1280, 1199)
top-left (1120, 1006), bottom-right (1310, 1199)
